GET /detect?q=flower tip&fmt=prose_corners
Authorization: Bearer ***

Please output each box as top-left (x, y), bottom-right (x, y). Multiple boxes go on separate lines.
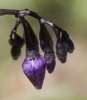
top-left (46, 60), bottom-right (56, 73)
top-left (12, 56), bottom-right (19, 60)
top-left (58, 57), bottom-right (66, 63)
top-left (11, 45), bottom-right (21, 60)
top-left (68, 49), bottom-right (74, 53)
top-left (35, 85), bottom-right (42, 89)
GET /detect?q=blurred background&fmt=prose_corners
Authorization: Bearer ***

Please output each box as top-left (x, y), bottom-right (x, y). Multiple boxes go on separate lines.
top-left (0, 0), bottom-right (87, 100)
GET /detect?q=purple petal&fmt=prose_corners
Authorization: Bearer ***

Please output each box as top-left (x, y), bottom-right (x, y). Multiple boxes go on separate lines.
top-left (22, 55), bottom-right (46, 89)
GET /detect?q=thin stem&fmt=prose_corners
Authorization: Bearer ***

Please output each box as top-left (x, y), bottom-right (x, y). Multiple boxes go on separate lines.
top-left (0, 9), bottom-right (57, 26)
top-left (13, 18), bottom-right (21, 31)
top-left (0, 9), bottom-right (19, 16)
top-left (10, 18), bottom-right (21, 38)
top-left (0, 9), bottom-right (41, 20)
top-left (29, 11), bottom-right (41, 20)
top-left (0, 9), bottom-right (31, 17)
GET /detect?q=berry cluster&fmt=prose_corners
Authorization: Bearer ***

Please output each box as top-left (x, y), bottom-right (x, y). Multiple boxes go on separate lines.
top-left (1, 9), bottom-right (74, 89)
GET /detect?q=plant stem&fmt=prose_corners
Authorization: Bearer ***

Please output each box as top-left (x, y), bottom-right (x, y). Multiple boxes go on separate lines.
top-left (0, 9), bottom-right (41, 19)
top-left (0, 9), bottom-right (19, 16)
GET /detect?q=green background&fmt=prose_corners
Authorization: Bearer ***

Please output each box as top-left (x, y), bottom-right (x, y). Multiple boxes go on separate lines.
top-left (0, 0), bottom-right (87, 100)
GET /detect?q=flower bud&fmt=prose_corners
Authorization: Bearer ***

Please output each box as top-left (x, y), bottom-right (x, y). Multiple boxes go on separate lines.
top-left (9, 32), bottom-right (24, 60)
top-left (39, 24), bottom-right (56, 73)
top-left (21, 18), bottom-right (47, 89)
top-left (22, 55), bottom-right (46, 89)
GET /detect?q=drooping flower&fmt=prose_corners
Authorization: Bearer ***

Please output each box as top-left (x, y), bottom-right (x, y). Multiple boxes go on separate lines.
top-left (52, 25), bottom-right (74, 63)
top-left (9, 19), bottom-right (24, 60)
top-left (10, 33), bottom-right (24, 60)
top-left (39, 23), bottom-right (56, 73)
top-left (21, 18), bottom-right (46, 89)
top-left (52, 25), bottom-right (67, 63)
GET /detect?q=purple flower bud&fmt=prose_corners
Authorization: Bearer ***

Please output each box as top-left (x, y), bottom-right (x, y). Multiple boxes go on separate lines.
top-left (22, 18), bottom-right (46, 89)
top-left (22, 55), bottom-right (46, 89)
top-left (39, 24), bottom-right (56, 73)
